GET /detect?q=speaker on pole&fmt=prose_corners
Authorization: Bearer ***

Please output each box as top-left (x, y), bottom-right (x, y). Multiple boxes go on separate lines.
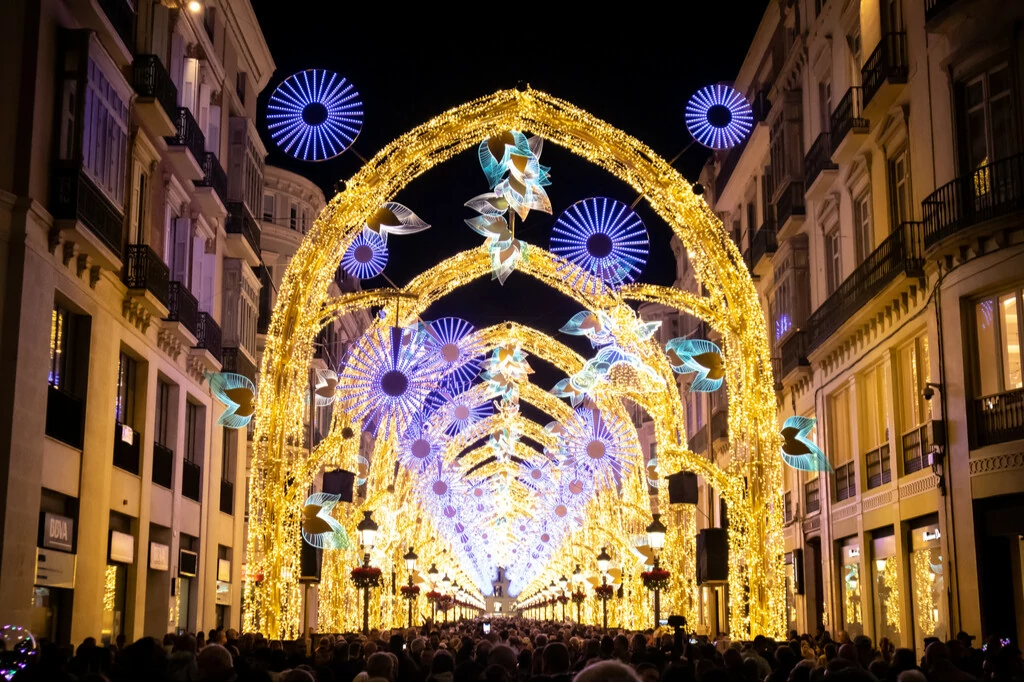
top-left (323, 469), bottom-right (355, 502)
top-left (696, 528), bottom-right (728, 584)
top-left (300, 541), bottom-right (321, 584)
top-left (667, 471), bottom-right (699, 505)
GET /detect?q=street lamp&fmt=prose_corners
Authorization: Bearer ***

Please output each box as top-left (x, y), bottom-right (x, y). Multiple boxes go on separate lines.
top-left (559, 575), bottom-right (569, 621)
top-left (403, 547), bottom-right (418, 628)
top-left (596, 547), bottom-right (611, 630)
top-left (646, 513), bottom-right (668, 629)
top-left (356, 510), bottom-right (379, 634)
top-left (441, 573), bottom-right (451, 624)
top-left (549, 581), bottom-right (557, 621)
top-left (572, 564), bottom-right (583, 623)
top-left (427, 563), bottom-right (438, 623)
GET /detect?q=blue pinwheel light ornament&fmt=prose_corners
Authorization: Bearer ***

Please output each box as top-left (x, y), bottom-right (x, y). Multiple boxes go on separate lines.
top-left (685, 84), bottom-right (755, 150)
top-left (301, 493), bottom-right (351, 549)
top-left (267, 69), bottom-right (363, 162)
top-left (337, 326), bottom-right (439, 438)
top-left (551, 197), bottom-right (649, 295)
top-left (341, 229), bottom-right (388, 279)
top-left (780, 416), bottom-right (832, 472)
top-left (665, 338), bottom-right (725, 393)
top-left (420, 317), bottom-right (486, 388)
top-left (205, 372), bottom-right (256, 429)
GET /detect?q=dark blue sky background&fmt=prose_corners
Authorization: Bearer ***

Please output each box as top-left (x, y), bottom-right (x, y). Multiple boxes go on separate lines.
top-left (249, 5), bottom-right (765, 390)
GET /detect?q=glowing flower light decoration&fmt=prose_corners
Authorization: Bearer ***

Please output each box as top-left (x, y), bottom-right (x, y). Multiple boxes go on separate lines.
top-left (421, 318), bottom-right (486, 388)
top-left (312, 368), bottom-right (339, 407)
top-left (429, 390), bottom-right (493, 437)
top-left (780, 416), bottom-right (832, 472)
top-left (355, 454), bottom-right (370, 486)
top-left (205, 371), bottom-right (256, 429)
top-left (560, 310), bottom-right (615, 347)
top-left (364, 202), bottom-right (431, 241)
top-left (341, 229), bottom-right (388, 279)
top-left (551, 197), bottom-right (649, 295)
top-left (301, 493), bottom-right (350, 550)
top-left (480, 345), bottom-right (533, 401)
top-left (488, 428), bottom-right (519, 463)
top-left (685, 84), bottom-right (754, 150)
top-left (559, 408), bottom-right (634, 488)
top-left (397, 418), bottom-right (442, 473)
top-left (337, 326), bottom-right (439, 438)
top-left (477, 131), bottom-right (552, 217)
top-left (267, 69), bottom-right (363, 161)
top-left (665, 338), bottom-right (725, 392)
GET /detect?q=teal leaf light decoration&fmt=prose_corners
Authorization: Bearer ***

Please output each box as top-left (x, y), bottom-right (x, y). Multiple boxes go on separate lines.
top-left (780, 416), bottom-right (832, 472)
top-left (301, 493), bottom-right (351, 550)
top-left (665, 338), bottom-right (725, 392)
top-left (205, 372), bottom-right (256, 429)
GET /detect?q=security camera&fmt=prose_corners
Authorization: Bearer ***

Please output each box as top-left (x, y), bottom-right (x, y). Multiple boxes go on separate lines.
top-left (923, 385), bottom-right (935, 401)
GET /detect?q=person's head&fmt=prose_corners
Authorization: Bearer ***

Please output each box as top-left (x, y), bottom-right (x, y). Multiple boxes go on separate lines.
top-left (431, 649), bottom-right (455, 675)
top-left (837, 642), bottom-right (857, 664)
top-left (318, 636), bottom-right (332, 651)
top-left (923, 640), bottom-right (949, 670)
top-left (573, 659), bottom-right (641, 681)
top-left (630, 633), bottom-right (646, 653)
top-left (489, 644), bottom-right (517, 677)
top-left (363, 640), bottom-right (378, 657)
top-left (542, 642), bottom-right (570, 675)
top-left (635, 662), bottom-right (659, 681)
top-left (897, 670), bottom-right (927, 682)
top-left (197, 643), bottom-right (233, 681)
top-left (366, 651), bottom-right (393, 680)
top-left (175, 634), bottom-right (198, 655)
top-left (115, 633), bottom-right (126, 648)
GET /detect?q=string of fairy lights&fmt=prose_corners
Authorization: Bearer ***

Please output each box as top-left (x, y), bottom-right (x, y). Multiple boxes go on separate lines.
top-left (244, 85), bottom-right (787, 639)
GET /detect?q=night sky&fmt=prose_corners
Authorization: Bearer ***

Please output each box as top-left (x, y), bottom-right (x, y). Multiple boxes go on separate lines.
top-left (249, 5), bottom-right (764, 391)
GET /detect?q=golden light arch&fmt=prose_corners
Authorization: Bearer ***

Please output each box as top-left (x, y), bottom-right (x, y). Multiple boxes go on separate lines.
top-left (246, 87), bottom-right (785, 638)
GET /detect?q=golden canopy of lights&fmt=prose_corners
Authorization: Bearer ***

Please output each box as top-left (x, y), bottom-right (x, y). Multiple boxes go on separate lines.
top-left (244, 87), bottom-right (785, 638)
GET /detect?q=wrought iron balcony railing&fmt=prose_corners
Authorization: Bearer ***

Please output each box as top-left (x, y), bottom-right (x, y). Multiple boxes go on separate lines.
top-left (51, 167), bottom-right (124, 259)
top-left (167, 107), bottom-right (206, 164)
top-left (830, 87), bottom-right (868, 155)
top-left (196, 152), bottom-right (228, 205)
top-left (861, 33), bottom-right (909, 108)
top-left (807, 221), bottom-right (925, 351)
top-left (779, 328), bottom-right (810, 379)
top-left (922, 153), bottom-right (1024, 249)
top-left (745, 222), bottom-right (778, 272)
top-left (152, 443), bottom-right (173, 489)
top-left (124, 244), bottom-right (169, 307)
top-left (132, 54), bottom-right (177, 118)
top-left (166, 281), bottom-right (199, 338)
top-left (195, 312), bottom-right (223, 363)
top-left (975, 389), bottom-right (1024, 447)
top-left (774, 180), bottom-right (806, 229)
top-left (805, 132), bottom-right (837, 189)
top-left (226, 202), bottom-right (262, 257)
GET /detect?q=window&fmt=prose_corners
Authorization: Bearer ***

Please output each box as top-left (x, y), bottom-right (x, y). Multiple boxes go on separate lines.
top-left (130, 163), bottom-right (148, 245)
top-left (854, 192), bottom-right (873, 264)
top-left (156, 380), bottom-right (171, 447)
top-left (889, 148), bottom-right (911, 226)
top-left (76, 57), bottom-right (129, 208)
top-left (861, 363), bottom-right (891, 488)
top-left (235, 72), bottom-right (247, 105)
top-left (975, 291), bottom-right (1021, 396)
top-left (185, 402), bottom-right (199, 464)
top-left (825, 228), bottom-right (842, 295)
top-left (203, 6), bottom-right (216, 40)
top-left (115, 352), bottom-right (137, 428)
top-left (829, 386), bottom-right (855, 500)
top-left (772, 278), bottom-right (793, 342)
top-left (290, 204), bottom-right (298, 230)
top-left (805, 477), bottom-right (821, 513)
top-left (783, 490), bottom-right (793, 523)
top-left (962, 64), bottom-right (1016, 172)
top-left (263, 193), bottom-right (275, 222)
top-left (819, 79), bottom-right (832, 134)
top-left (49, 305), bottom-right (71, 390)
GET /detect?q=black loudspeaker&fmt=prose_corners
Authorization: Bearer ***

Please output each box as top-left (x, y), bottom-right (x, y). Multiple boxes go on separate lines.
top-left (300, 542), bottom-right (321, 583)
top-left (667, 471), bottom-right (699, 505)
top-left (696, 528), bottom-right (728, 585)
top-left (323, 469), bottom-right (355, 502)
top-left (792, 548), bottom-right (805, 595)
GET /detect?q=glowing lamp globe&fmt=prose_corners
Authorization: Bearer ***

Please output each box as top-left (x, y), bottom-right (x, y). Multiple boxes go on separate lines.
top-left (646, 513), bottom-right (667, 551)
top-left (596, 546), bottom-right (611, 574)
top-left (404, 547), bottom-right (418, 572)
top-left (357, 510), bottom-right (378, 549)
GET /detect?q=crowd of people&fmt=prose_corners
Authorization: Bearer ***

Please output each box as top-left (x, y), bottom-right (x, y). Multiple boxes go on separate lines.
top-left (6, 617), bottom-right (1023, 681)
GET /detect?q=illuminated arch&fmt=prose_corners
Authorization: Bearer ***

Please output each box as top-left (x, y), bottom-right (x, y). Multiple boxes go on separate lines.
top-left (247, 88), bottom-right (783, 639)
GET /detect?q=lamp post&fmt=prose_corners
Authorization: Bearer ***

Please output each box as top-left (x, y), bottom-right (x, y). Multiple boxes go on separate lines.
top-left (356, 510), bottom-right (378, 634)
top-left (441, 573), bottom-right (451, 624)
top-left (548, 581), bottom-right (557, 621)
top-left (597, 546), bottom-right (611, 630)
top-left (573, 564), bottom-right (583, 623)
top-left (559, 575), bottom-right (568, 621)
top-left (427, 562), bottom-right (438, 623)
top-left (646, 513), bottom-right (668, 629)
top-left (403, 547), bottom-right (418, 628)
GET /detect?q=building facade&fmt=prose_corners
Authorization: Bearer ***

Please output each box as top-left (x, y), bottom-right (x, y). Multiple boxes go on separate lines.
top-left (0, 0), bottom-right (279, 644)
top-left (693, 0), bottom-right (1024, 645)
